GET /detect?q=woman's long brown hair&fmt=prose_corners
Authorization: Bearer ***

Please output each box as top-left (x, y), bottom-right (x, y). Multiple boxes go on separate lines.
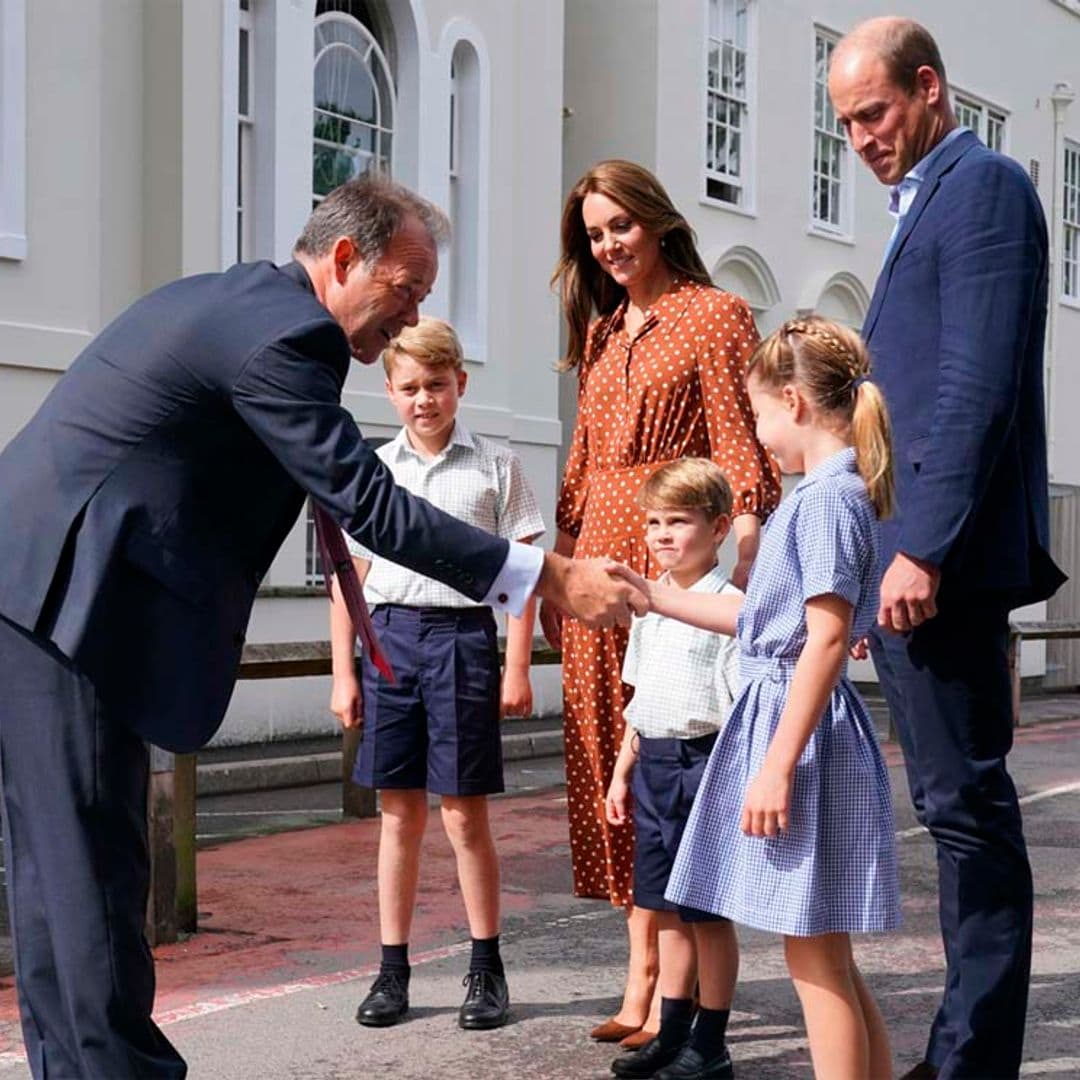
top-left (551, 160), bottom-right (713, 370)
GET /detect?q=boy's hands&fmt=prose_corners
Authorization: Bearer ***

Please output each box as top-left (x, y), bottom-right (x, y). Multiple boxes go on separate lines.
top-left (741, 765), bottom-right (792, 837)
top-left (330, 672), bottom-right (363, 730)
top-left (605, 773), bottom-right (631, 826)
top-left (500, 668), bottom-right (533, 719)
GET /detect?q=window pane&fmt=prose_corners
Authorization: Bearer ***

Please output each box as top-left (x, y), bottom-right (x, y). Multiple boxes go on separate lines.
top-left (239, 29), bottom-right (250, 116)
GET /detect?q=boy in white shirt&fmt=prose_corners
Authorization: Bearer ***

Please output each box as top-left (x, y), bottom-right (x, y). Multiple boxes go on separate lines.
top-left (605, 458), bottom-right (741, 1080)
top-left (328, 318), bottom-right (544, 1032)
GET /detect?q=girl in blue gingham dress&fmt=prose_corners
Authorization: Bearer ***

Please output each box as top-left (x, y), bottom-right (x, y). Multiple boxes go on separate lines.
top-left (619, 317), bottom-right (900, 1079)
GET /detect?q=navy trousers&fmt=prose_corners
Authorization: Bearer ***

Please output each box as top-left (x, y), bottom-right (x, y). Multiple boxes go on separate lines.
top-left (0, 614), bottom-right (186, 1078)
top-left (871, 600), bottom-right (1031, 1079)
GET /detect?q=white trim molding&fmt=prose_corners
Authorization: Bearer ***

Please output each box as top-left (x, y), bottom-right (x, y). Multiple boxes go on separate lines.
top-left (798, 269), bottom-right (871, 328)
top-left (707, 243), bottom-right (781, 314)
top-left (0, 0), bottom-right (27, 260)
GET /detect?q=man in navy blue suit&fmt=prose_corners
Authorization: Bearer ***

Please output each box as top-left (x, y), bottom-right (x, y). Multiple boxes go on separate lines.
top-left (830, 18), bottom-right (1065, 1080)
top-left (0, 174), bottom-right (643, 1078)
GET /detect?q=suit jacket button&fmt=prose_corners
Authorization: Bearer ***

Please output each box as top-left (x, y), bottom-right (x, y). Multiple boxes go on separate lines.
top-left (498, 593), bottom-right (508, 604)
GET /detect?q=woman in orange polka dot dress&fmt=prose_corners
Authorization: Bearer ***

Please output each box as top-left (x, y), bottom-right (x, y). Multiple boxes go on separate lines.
top-left (542, 160), bottom-right (781, 1042)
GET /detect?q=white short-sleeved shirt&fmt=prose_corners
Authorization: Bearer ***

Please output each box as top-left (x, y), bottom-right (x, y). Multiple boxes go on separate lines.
top-left (347, 421), bottom-right (545, 608)
top-left (622, 564), bottom-right (742, 739)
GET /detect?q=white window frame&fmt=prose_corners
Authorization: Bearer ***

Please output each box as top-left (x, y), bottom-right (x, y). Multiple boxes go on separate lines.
top-left (953, 88), bottom-right (1009, 153)
top-left (236, 1), bottom-right (255, 263)
top-left (700, 0), bottom-right (756, 215)
top-left (0, 0), bottom-right (28, 260)
top-left (808, 26), bottom-right (854, 242)
top-left (1063, 139), bottom-right (1080, 303)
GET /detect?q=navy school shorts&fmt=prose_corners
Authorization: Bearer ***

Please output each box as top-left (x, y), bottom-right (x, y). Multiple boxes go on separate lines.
top-left (632, 731), bottom-right (727, 922)
top-left (354, 604), bottom-right (504, 796)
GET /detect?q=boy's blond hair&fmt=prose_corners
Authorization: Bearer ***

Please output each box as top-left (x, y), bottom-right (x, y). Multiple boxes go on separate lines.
top-left (636, 458), bottom-right (733, 520)
top-left (383, 317), bottom-right (464, 377)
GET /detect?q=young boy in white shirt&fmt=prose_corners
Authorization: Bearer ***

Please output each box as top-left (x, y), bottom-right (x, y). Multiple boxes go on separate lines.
top-left (605, 458), bottom-right (741, 1080)
top-left (328, 318), bottom-right (544, 1032)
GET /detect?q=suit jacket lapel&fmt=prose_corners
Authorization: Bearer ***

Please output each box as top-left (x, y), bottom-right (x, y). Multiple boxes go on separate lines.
top-left (863, 130), bottom-right (979, 340)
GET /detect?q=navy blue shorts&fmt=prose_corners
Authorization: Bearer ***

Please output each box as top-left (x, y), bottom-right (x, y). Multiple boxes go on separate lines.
top-left (354, 604), bottom-right (504, 796)
top-left (632, 732), bottom-right (726, 922)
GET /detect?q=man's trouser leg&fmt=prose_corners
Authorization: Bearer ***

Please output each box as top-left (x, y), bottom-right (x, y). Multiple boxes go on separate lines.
top-left (0, 613), bottom-right (186, 1078)
top-left (871, 601), bottom-right (1031, 1079)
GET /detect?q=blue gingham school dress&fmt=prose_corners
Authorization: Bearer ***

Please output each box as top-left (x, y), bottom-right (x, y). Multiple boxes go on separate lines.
top-left (665, 448), bottom-right (901, 936)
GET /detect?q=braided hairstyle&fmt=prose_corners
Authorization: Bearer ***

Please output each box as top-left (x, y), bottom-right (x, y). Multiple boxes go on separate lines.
top-left (747, 316), bottom-right (895, 518)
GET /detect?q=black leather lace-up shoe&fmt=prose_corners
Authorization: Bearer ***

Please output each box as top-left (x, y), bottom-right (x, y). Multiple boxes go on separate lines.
top-left (355, 971), bottom-right (409, 1027)
top-left (458, 970), bottom-right (510, 1029)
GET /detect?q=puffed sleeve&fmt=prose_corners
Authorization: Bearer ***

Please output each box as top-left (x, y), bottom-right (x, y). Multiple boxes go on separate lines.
top-left (794, 486), bottom-right (874, 607)
top-left (555, 324), bottom-right (598, 539)
top-left (698, 293), bottom-right (781, 519)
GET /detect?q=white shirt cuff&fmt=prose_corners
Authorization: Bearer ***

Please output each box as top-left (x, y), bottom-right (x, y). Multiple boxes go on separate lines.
top-left (482, 542), bottom-right (544, 617)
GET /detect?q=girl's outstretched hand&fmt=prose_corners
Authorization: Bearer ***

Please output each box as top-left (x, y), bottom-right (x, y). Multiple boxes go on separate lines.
top-left (849, 636), bottom-right (869, 661)
top-left (741, 766), bottom-right (792, 837)
top-left (605, 561), bottom-right (651, 605)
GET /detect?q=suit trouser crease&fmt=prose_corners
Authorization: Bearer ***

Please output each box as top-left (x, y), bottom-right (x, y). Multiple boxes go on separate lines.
top-left (0, 614), bottom-right (186, 1078)
top-left (870, 603), bottom-right (1032, 1079)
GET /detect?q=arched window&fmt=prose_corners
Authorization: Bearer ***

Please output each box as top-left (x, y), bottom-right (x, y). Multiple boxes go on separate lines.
top-left (448, 40), bottom-right (481, 357)
top-left (312, 9), bottom-right (396, 202)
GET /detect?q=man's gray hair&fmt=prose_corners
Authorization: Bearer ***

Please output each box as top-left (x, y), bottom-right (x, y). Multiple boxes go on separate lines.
top-left (293, 172), bottom-right (451, 264)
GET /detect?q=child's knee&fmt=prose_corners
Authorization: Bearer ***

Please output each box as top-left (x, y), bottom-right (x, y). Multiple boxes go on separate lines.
top-left (440, 796), bottom-right (491, 846)
top-left (783, 932), bottom-right (853, 983)
top-left (380, 790), bottom-right (428, 840)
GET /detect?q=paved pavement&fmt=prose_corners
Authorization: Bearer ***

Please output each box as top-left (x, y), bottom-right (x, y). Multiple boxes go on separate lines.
top-left (0, 698), bottom-right (1078, 1077)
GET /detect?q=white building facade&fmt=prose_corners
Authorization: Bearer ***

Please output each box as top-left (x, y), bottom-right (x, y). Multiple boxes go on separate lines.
top-left (1, 0), bottom-right (1077, 741)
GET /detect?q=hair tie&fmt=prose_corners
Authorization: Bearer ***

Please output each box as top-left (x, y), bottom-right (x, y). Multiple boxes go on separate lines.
top-left (852, 374), bottom-right (870, 390)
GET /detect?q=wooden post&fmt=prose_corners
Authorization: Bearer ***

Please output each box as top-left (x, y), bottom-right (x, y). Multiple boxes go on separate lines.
top-left (341, 726), bottom-right (376, 818)
top-left (173, 753), bottom-right (197, 932)
top-left (1007, 625), bottom-right (1022, 728)
top-left (145, 746), bottom-right (178, 946)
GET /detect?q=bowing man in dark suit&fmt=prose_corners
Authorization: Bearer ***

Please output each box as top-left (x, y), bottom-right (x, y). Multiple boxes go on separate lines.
top-left (829, 18), bottom-right (1066, 1080)
top-left (0, 174), bottom-right (644, 1078)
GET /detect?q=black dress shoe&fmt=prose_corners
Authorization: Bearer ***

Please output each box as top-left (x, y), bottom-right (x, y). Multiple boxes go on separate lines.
top-left (611, 1036), bottom-right (681, 1078)
top-left (654, 1043), bottom-right (734, 1080)
top-left (899, 1064), bottom-right (939, 1080)
top-left (355, 971), bottom-right (409, 1027)
top-left (458, 970), bottom-right (510, 1029)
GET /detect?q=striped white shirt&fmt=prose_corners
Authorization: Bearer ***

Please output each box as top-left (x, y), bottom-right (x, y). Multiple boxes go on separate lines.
top-left (622, 565), bottom-right (742, 739)
top-left (347, 422), bottom-right (545, 608)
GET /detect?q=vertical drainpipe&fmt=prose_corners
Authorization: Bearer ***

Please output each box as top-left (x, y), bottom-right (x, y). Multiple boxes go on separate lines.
top-left (1046, 81), bottom-right (1075, 480)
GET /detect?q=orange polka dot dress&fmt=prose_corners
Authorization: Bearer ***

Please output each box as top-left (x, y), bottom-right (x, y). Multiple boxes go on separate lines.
top-left (556, 277), bottom-right (781, 906)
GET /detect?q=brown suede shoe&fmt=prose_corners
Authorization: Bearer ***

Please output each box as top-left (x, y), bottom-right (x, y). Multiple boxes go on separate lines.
top-left (591, 1019), bottom-right (644, 1042)
top-left (620, 1027), bottom-right (660, 1049)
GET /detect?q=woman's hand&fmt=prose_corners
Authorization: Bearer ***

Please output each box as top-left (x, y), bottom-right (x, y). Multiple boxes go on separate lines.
top-left (730, 558), bottom-right (753, 592)
top-left (740, 765), bottom-right (792, 837)
top-left (330, 672), bottom-right (363, 730)
top-left (539, 599), bottom-right (564, 650)
top-left (500, 668), bottom-right (534, 720)
top-left (605, 773), bottom-right (631, 826)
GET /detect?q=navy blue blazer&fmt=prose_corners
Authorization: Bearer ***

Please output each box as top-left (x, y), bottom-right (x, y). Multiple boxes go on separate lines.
top-left (863, 130), bottom-right (1065, 606)
top-left (0, 261), bottom-right (510, 751)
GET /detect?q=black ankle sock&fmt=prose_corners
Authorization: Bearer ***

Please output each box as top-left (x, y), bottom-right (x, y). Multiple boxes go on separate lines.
top-left (468, 934), bottom-right (504, 976)
top-left (380, 942), bottom-right (410, 977)
top-left (690, 1007), bottom-right (730, 1056)
top-left (658, 997), bottom-right (694, 1049)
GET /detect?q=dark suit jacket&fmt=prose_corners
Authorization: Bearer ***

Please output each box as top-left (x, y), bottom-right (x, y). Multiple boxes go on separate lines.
top-left (0, 261), bottom-right (510, 751)
top-left (863, 130), bottom-right (1065, 606)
